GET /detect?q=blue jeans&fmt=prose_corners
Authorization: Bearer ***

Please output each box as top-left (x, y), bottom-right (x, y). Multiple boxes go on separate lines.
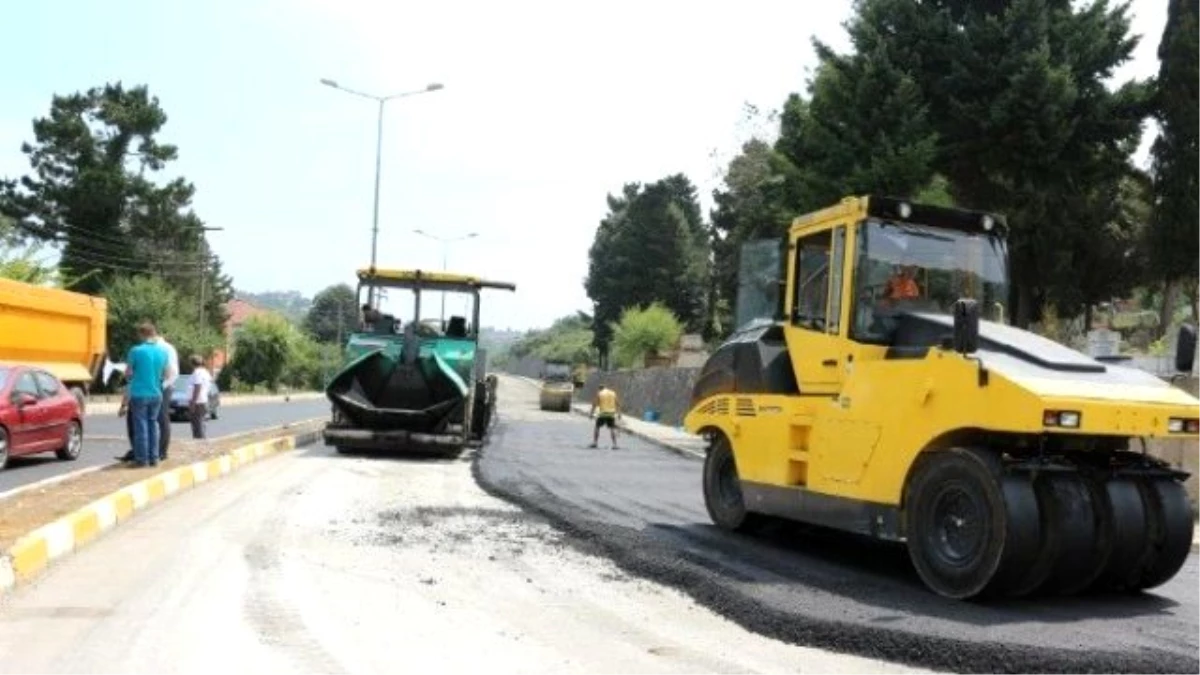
top-left (130, 396), bottom-right (162, 466)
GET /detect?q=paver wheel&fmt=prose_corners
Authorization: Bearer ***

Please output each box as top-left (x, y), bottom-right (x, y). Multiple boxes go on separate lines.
top-left (56, 420), bottom-right (83, 461)
top-left (904, 448), bottom-right (1008, 599)
top-left (702, 433), bottom-right (760, 532)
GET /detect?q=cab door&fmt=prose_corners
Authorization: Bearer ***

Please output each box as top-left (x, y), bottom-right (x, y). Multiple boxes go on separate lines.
top-left (783, 225), bottom-right (850, 395)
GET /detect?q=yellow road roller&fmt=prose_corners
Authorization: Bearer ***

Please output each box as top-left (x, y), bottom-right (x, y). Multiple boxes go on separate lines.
top-left (539, 362), bottom-right (575, 412)
top-left (683, 195), bottom-right (1200, 599)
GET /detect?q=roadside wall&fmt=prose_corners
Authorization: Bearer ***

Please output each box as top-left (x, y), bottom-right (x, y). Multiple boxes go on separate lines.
top-left (582, 367), bottom-right (1200, 510)
top-left (578, 367), bottom-right (700, 427)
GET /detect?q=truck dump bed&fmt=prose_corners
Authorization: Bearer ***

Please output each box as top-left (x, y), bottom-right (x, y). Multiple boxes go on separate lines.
top-left (0, 278), bottom-right (107, 387)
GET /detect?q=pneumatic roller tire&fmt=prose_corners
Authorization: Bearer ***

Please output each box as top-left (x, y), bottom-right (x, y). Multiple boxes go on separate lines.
top-left (1001, 473), bottom-right (1061, 597)
top-left (1090, 477), bottom-right (1149, 592)
top-left (702, 434), bottom-right (762, 533)
top-left (984, 475), bottom-right (1043, 597)
top-left (904, 448), bottom-right (1008, 600)
top-left (1050, 473), bottom-right (1114, 595)
top-left (1025, 473), bottom-right (1104, 596)
top-left (1130, 478), bottom-right (1193, 591)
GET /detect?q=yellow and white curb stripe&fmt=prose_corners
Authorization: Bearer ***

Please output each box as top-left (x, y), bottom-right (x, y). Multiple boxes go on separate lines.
top-left (0, 428), bottom-right (322, 594)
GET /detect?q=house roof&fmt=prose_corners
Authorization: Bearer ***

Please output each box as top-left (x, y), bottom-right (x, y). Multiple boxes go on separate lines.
top-left (225, 298), bottom-right (267, 329)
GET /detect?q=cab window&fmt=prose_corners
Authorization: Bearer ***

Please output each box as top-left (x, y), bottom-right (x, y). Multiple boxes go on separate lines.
top-left (792, 231), bottom-right (831, 331)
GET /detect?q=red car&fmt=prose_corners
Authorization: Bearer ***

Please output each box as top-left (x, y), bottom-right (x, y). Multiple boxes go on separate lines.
top-left (0, 365), bottom-right (84, 469)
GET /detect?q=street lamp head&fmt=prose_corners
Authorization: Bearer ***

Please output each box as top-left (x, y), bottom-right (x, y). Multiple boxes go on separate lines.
top-left (320, 78), bottom-right (339, 88)
top-left (426, 83), bottom-right (445, 92)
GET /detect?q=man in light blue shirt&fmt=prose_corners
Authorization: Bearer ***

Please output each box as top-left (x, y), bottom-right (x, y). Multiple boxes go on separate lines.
top-left (119, 322), bottom-right (169, 467)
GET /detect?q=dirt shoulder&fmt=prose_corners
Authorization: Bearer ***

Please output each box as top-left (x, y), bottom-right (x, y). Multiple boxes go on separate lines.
top-left (0, 419), bottom-right (325, 551)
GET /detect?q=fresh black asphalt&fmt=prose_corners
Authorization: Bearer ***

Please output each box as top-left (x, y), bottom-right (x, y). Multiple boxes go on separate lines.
top-left (475, 377), bottom-right (1200, 674)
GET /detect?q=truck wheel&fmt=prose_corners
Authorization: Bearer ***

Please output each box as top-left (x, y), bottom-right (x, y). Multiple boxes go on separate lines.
top-left (905, 448), bottom-right (1008, 599)
top-left (702, 433), bottom-right (760, 532)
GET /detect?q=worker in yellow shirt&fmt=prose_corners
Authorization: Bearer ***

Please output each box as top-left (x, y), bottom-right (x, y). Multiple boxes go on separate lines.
top-left (588, 383), bottom-right (621, 449)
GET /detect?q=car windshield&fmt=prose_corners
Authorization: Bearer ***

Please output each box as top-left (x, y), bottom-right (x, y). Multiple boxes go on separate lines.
top-left (852, 219), bottom-right (1009, 343)
top-left (0, 367), bottom-right (9, 389)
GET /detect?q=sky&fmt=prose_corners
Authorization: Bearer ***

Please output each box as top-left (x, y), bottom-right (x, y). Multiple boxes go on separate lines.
top-left (0, 0), bottom-right (1171, 331)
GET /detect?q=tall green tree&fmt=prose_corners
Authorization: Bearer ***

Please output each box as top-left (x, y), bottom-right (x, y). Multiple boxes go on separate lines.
top-left (709, 139), bottom-right (792, 335)
top-left (831, 0), bottom-right (1152, 325)
top-left (0, 82), bottom-right (232, 329)
top-left (1148, 0), bottom-right (1200, 330)
top-left (304, 283), bottom-right (359, 343)
top-left (585, 175), bottom-right (710, 359)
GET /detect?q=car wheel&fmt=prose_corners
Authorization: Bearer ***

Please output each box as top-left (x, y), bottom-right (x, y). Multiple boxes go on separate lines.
top-left (56, 420), bottom-right (83, 461)
top-left (0, 426), bottom-right (9, 470)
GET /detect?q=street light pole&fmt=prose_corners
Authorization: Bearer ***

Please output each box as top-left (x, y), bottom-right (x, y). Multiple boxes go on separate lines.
top-left (413, 229), bottom-right (478, 325)
top-left (320, 78), bottom-right (445, 306)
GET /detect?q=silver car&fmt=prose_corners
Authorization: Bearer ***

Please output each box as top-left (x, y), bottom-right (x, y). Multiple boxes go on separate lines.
top-left (168, 374), bottom-right (220, 421)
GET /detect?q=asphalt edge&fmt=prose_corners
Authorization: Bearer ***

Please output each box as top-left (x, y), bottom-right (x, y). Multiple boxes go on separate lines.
top-left (0, 425), bottom-right (325, 594)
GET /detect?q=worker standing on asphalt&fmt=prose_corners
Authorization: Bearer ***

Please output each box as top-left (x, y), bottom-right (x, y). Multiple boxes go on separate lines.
top-left (588, 382), bottom-right (621, 449)
top-left (187, 354), bottom-right (213, 440)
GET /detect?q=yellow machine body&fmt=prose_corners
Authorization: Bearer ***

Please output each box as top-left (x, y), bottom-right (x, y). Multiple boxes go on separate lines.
top-left (683, 195), bottom-right (1199, 598)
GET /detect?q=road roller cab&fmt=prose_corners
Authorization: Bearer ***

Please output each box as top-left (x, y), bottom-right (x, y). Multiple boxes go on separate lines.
top-left (683, 195), bottom-right (1200, 600)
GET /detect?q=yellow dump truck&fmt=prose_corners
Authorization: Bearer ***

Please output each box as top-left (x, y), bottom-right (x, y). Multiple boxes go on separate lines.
top-left (0, 278), bottom-right (107, 411)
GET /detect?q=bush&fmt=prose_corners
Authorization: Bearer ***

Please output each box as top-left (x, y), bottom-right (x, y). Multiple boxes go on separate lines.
top-left (228, 314), bottom-right (294, 391)
top-left (611, 302), bottom-right (683, 368)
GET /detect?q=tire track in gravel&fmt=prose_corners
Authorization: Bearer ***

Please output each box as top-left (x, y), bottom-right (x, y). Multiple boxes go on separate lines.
top-left (474, 378), bottom-right (1199, 674)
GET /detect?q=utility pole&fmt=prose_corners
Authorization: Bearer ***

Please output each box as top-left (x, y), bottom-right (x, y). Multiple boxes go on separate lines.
top-left (320, 78), bottom-right (445, 307)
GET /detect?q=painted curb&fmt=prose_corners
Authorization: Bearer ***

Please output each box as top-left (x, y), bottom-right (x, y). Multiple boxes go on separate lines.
top-left (0, 426), bottom-right (324, 594)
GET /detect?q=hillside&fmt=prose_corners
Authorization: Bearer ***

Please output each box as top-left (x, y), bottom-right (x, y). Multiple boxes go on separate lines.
top-left (236, 289), bottom-right (311, 324)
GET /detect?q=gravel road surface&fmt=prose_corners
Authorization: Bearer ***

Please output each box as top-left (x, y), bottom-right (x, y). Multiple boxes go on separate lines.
top-left (0, 399), bottom-right (329, 494)
top-left (476, 376), bottom-right (1200, 674)
top-left (0, 437), bottom-right (909, 672)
